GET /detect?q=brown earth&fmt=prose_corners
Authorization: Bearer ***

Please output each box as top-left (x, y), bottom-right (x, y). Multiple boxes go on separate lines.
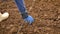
top-left (0, 0), bottom-right (60, 34)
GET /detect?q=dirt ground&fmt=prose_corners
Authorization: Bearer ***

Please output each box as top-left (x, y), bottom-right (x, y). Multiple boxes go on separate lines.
top-left (0, 0), bottom-right (60, 34)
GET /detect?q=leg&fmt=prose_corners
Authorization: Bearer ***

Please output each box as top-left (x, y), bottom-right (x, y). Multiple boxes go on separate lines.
top-left (15, 0), bottom-right (28, 19)
top-left (14, 0), bottom-right (34, 24)
top-left (14, 0), bottom-right (26, 13)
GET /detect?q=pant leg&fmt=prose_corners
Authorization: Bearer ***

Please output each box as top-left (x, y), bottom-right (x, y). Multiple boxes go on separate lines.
top-left (14, 0), bottom-right (28, 19)
top-left (14, 0), bottom-right (26, 13)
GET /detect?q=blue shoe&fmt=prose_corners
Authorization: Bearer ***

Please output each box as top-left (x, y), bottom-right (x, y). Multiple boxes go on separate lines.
top-left (24, 15), bottom-right (34, 24)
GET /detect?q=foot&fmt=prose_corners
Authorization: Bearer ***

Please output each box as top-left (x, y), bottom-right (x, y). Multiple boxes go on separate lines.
top-left (0, 12), bottom-right (9, 22)
top-left (24, 15), bottom-right (34, 24)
